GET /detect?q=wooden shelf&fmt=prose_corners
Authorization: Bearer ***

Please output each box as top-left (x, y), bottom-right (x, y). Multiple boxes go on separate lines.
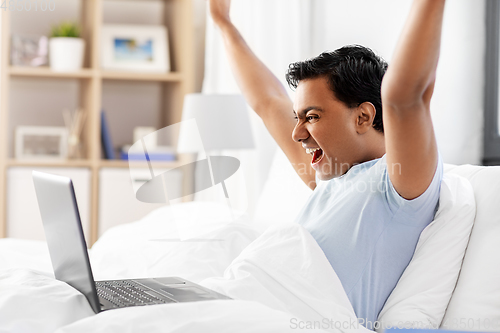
top-left (0, 0), bottom-right (196, 244)
top-left (101, 71), bottom-right (183, 82)
top-left (7, 159), bottom-right (182, 169)
top-left (99, 160), bottom-right (181, 169)
top-left (9, 67), bottom-right (183, 82)
top-left (7, 159), bottom-right (92, 168)
top-left (9, 66), bottom-right (95, 79)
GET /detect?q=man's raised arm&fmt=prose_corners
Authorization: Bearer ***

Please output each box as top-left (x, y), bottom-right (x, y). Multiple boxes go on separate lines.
top-left (381, 0), bottom-right (446, 199)
top-left (209, 0), bottom-right (316, 189)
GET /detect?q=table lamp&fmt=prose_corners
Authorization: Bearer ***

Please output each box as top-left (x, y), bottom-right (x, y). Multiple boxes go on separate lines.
top-left (177, 93), bottom-right (255, 203)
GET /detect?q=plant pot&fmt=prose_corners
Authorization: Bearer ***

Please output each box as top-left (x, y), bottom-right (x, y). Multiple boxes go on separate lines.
top-left (49, 37), bottom-right (85, 72)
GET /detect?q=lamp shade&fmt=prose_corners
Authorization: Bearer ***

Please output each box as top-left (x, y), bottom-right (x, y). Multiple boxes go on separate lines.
top-left (177, 94), bottom-right (255, 153)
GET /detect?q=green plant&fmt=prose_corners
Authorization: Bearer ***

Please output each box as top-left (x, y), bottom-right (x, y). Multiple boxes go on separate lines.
top-left (51, 21), bottom-right (80, 38)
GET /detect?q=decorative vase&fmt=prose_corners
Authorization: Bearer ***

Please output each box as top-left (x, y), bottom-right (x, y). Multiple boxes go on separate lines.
top-left (49, 37), bottom-right (85, 72)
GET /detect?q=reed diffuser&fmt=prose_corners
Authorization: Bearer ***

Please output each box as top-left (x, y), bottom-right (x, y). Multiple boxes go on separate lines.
top-left (63, 108), bottom-right (86, 159)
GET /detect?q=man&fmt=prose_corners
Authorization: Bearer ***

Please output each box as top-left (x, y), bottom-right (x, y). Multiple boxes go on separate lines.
top-left (209, 0), bottom-right (445, 329)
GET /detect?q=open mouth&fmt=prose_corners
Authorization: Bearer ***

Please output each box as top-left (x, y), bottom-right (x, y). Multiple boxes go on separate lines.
top-left (306, 148), bottom-right (324, 165)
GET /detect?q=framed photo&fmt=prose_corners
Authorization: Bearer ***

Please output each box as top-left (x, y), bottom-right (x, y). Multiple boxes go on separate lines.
top-left (11, 34), bottom-right (48, 67)
top-left (101, 25), bottom-right (170, 72)
top-left (15, 126), bottom-right (68, 160)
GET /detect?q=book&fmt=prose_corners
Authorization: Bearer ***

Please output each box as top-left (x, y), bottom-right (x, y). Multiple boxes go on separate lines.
top-left (101, 111), bottom-right (115, 159)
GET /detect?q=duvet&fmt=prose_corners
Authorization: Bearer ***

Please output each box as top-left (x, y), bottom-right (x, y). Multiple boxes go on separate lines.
top-left (0, 203), bottom-right (371, 333)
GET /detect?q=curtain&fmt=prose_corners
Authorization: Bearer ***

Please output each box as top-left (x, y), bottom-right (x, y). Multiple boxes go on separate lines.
top-left (200, 0), bottom-right (313, 217)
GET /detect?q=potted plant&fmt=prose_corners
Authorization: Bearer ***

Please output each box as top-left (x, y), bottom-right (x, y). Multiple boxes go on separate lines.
top-left (49, 21), bottom-right (85, 72)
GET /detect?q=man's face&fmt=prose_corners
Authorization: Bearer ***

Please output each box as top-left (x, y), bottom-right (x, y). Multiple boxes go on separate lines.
top-left (292, 77), bottom-right (359, 181)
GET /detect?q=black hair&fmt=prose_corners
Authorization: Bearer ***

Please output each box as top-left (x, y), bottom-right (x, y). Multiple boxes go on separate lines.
top-left (286, 45), bottom-right (387, 133)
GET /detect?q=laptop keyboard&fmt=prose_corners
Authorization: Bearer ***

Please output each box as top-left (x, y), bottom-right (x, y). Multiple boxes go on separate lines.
top-left (96, 280), bottom-right (176, 308)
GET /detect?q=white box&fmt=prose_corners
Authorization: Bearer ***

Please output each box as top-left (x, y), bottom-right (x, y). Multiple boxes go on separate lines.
top-left (98, 168), bottom-right (182, 237)
top-left (7, 167), bottom-right (91, 243)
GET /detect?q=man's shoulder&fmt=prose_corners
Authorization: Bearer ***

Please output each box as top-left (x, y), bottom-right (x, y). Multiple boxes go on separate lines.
top-left (316, 155), bottom-right (383, 181)
top-left (384, 153), bottom-right (444, 215)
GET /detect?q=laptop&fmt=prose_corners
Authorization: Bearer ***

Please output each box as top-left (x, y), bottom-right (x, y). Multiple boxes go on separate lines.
top-left (32, 170), bottom-right (230, 314)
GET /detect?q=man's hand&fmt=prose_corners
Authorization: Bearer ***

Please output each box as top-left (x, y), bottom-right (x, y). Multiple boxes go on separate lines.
top-left (209, 0), bottom-right (232, 28)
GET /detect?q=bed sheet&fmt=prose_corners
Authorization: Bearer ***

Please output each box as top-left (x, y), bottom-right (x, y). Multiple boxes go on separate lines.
top-left (89, 202), bottom-right (260, 283)
top-left (0, 238), bottom-right (53, 274)
top-left (0, 204), bottom-right (369, 333)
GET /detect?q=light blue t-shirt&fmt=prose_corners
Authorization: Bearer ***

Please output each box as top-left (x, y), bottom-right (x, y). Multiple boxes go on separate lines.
top-left (295, 154), bottom-right (443, 329)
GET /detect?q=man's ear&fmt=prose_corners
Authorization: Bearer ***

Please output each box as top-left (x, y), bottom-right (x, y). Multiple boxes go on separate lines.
top-left (355, 102), bottom-right (376, 134)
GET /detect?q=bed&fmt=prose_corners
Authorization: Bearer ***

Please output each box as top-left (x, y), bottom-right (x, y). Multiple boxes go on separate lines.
top-left (0, 150), bottom-right (499, 333)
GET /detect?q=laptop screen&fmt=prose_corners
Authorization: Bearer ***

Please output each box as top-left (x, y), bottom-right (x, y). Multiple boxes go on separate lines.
top-left (32, 171), bottom-right (100, 313)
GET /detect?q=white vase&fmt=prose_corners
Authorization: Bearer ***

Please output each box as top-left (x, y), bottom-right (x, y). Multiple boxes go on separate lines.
top-left (49, 37), bottom-right (85, 72)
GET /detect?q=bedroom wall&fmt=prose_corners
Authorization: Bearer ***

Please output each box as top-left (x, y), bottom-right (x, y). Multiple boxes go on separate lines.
top-left (431, 1), bottom-right (485, 165)
top-left (0, 0), bottom-right (485, 163)
top-left (0, 0), bottom-right (208, 152)
top-left (202, 0), bottom-right (486, 216)
top-left (0, 0), bottom-right (487, 215)
top-left (309, 0), bottom-right (486, 165)
top-left (0, 1), bottom-right (484, 165)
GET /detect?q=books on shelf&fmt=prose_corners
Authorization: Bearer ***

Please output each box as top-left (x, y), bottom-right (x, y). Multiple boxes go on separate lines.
top-left (101, 111), bottom-right (115, 159)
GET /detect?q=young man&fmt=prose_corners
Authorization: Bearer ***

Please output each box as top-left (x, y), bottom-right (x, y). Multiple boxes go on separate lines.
top-left (209, 0), bottom-right (445, 329)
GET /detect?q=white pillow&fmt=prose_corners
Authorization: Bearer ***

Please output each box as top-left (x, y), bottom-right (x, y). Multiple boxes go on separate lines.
top-left (376, 173), bottom-right (476, 331)
top-left (439, 165), bottom-right (500, 331)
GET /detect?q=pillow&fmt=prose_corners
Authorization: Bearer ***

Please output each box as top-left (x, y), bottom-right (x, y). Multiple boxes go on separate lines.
top-left (253, 149), bottom-right (312, 232)
top-left (439, 165), bottom-right (500, 331)
top-left (376, 173), bottom-right (476, 331)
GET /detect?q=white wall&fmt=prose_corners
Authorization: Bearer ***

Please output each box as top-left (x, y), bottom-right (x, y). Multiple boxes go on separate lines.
top-left (205, 0), bottom-right (486, 165)
top-left (433, 1), bottom-right (485, 164)
top-left (312, 0), bottom-right (485, 165)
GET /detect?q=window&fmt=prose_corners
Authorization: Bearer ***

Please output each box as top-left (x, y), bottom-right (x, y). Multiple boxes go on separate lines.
top-left (484, 0), bottom-right (500, 165)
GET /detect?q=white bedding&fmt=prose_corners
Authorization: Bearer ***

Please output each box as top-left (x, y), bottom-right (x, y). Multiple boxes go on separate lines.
top-left (0, 170), bottom-right (478, 333)
top-left (0, 206), bottom-right (369, 333)
top-left (89, 202), bottom-right (260, 283)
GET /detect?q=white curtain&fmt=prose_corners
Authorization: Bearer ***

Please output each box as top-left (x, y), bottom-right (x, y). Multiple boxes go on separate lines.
top-left (200, 0), bottom-right (314, 217)
top-left (201, 0), bottom-right (485, 216)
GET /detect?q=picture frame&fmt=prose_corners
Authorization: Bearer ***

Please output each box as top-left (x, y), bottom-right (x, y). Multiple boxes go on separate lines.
top-left (101, 24), bottom-right (170, 72)
top-left (15, 126), bottom-right (68, 160)
top-left (11, 33), bottom-right (49, 67)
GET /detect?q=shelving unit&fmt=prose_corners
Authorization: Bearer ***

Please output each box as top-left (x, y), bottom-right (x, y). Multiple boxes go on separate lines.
top-left (0, 0), bottom-right (196, 245)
